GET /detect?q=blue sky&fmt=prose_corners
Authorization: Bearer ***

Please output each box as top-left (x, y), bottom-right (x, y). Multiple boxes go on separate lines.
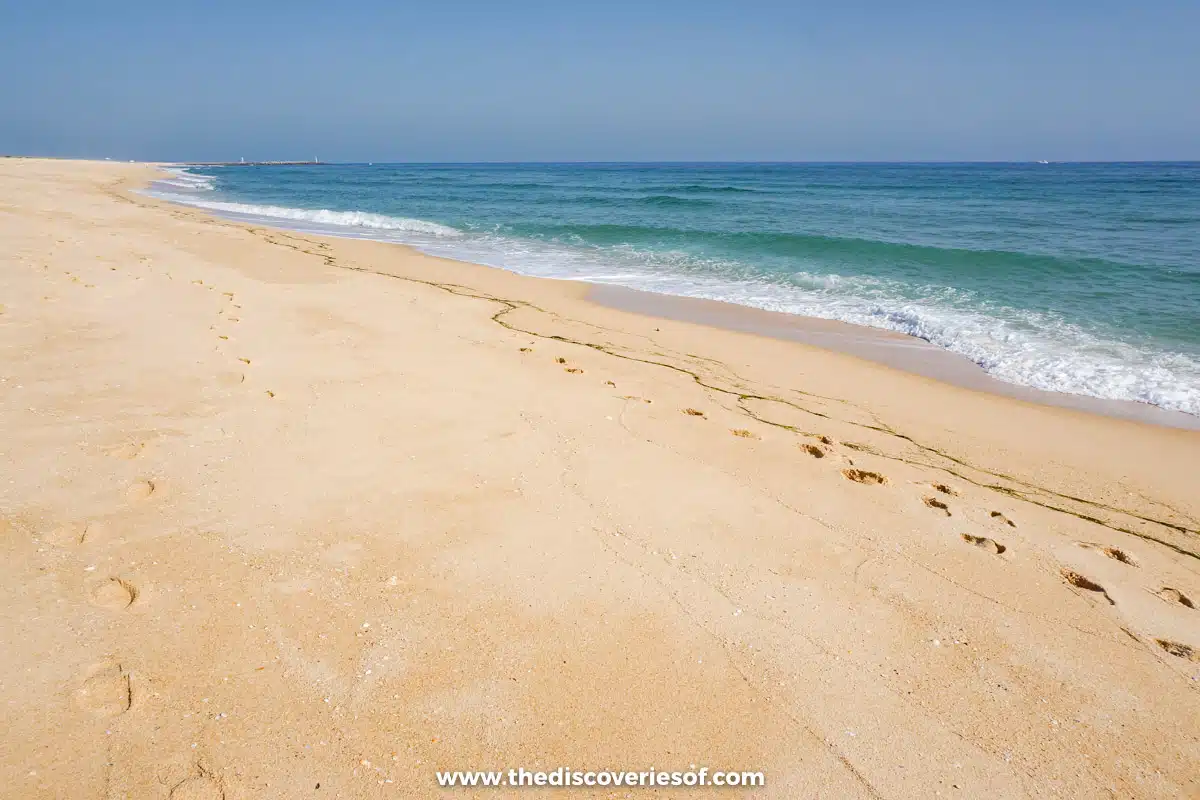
top-left (2, 1), bottom-right (1197, 162)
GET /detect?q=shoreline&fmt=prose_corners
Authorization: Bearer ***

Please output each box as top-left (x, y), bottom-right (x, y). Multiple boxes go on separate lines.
top-left (4, 158), bottom-right (1198, 799)
top-left (586, 283), bottom-right (1200, 430)
top-left (147, 168), bottom-right (1199, 431)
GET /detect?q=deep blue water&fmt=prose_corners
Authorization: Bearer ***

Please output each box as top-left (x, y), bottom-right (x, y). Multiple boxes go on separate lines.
top-left (151, 162), bottom-right (1200, 416)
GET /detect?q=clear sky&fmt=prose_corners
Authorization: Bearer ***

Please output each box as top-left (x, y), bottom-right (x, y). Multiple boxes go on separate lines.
top-left (2, 0), bottom-right (1197, 162)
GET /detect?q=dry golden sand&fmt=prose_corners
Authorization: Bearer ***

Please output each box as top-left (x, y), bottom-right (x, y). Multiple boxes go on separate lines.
top-left (1, 158), bottom-right (1198, 799)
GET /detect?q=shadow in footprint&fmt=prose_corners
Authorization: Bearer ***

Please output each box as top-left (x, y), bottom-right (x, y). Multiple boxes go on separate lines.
top-left (169, 771), bottom-right (225, 800)
top-left (47, 521), bottom-right (88, 546)
top-left (1154, 639), bottom-right (1199, 662)
top-left (842, 469), bottom-right (887, 485)
top-left (683, 408), bottom-right (705, 417)
top-left (990, 511), bottom-right (1017, 528)
top-left (75, 662), bottom-right (131, 716)
top-left (801, 444), bottom-right (826, 458)
top-left (1061, 569), bottom-right (1114, 605)
top-left (961, 533), bottom-right (1005, 554)
top-left (125, 480), bottom-right (155, 502)
top-left (91, 578), bottom-right (137, 610)
top-left (1156, 587), bottom-right (1195, 609)
top-left (931, 483), bottom-right (958, 496)
top-left (1080, 542), bottom-right (1138, 567)
top-left (923, 497), bottom-right (952, 516)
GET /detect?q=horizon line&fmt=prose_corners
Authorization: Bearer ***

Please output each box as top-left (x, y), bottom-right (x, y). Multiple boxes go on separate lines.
top-left (159, 159), bottom-right (1200, 166)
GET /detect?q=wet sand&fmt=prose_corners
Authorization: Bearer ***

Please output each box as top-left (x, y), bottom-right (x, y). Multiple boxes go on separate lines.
top-left (588, 283), bottom-right (1200, 430)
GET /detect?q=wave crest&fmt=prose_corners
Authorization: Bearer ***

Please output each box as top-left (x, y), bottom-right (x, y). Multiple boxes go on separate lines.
top-left (164, 198), bottom-right (462, 237)
top-left (157, 167), bottom-right (216, 192)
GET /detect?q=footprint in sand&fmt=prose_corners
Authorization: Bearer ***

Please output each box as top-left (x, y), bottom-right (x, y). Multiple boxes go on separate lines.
top-left (125, 480), bottom-right (156, 502)
top-left (555, 357), bottom-right (568, 364)
top-left (1079, 542), bottom-right (1138, 566)
top-left (1061, 569), bottom-right (1114, 605)
top-left (989, 511), bottom-right (1017, 527)
top-left (923, 496), bottom-right (952, 516)
top-left (90, 578), bottom-right (137, 610)
top-left (519, 347), bottom-right (533, 352)
top-left (75, 661), bottom-right (131, 716)
top-left (169, 771), bottom-right (225, 800)
top-left (801, 443), bottom-right (828, 458)
top-left (1154, 639), bottom-right (1199, 662)
top-left (48, 520), bottom-right (110, 546)
top-left (930, 483), bottom-right (958, 496)
top-left (621, 395), bottom-right (652, 404)
top-left (47, 521), bottom-right (89, 546)
top-left (842, 468), bottom-right (887, 485)
top-left (731, 429), bottom-right (757, 439)
top-left (961, 533), bottom-right (1006, 554)
top-left (604, 380), bottom-right (616, 387)
top-left (105, 441), bottom-right (145, 460)
top-left (1156, 587), bottom-right (1195, 609)
top-left (683, 408), bottom-right (706, 418)
top-left (565, 367), bottom-right (584, 374)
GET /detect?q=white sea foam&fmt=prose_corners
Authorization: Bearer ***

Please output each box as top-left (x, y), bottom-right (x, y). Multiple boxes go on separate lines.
top-left (574, 267), bottom-right (1200, 416)
top-left (158, 195), bottom-right (462, 237)
top-left (156, 167), bottom-right (216, 192)
top-left (151, 191), bottom-right (1200, 418)
top-left (423, 235), bottom-right (1200, 417)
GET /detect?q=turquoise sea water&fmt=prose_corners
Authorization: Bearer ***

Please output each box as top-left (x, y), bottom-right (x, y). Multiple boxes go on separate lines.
top-left (150, 163), bottom-right (1200, 416)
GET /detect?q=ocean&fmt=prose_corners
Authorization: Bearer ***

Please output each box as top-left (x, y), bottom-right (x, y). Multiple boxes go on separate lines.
top-left (148, 162), bottom-right (1200, 417)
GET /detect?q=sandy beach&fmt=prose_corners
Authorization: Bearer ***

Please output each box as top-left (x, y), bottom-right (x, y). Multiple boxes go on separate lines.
top-left (2, 157), bottom-right (1198, 798)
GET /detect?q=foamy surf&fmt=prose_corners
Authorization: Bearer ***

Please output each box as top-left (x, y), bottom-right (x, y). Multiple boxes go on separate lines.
top-left (157, 167), bottom-right (216, 192)
top-left (148, 190), bottom-right (453, 241)
top-left (170, 198), bottom-right (462, 237)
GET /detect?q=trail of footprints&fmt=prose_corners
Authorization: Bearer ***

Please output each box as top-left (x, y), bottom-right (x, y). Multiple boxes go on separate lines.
top-left (45, 453), bottom-right (234, 788)
top-left (204, 285), bottom-right (274, 398)
top-left (1056, 542), bottom-right (1198, 660)
top-left (522, 343), bottom-right (1035, 565)
top-left (49, 265), bottom-right (267, 788)
top-left (59, 481), bottom-right (150, 719)
top-left (42, 252), bottom-right (286, 787)
top-left (525, 344), bottom-right (1200, 666)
